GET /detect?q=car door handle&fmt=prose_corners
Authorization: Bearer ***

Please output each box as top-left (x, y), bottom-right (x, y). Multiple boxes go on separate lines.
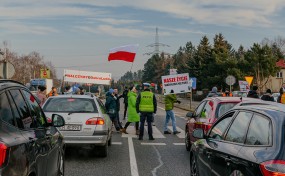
top-left (225, 158), bottom-right (232, 162)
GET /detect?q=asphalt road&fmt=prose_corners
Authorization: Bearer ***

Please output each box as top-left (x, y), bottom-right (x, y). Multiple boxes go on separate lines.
top-left (65, 101), bottom-right (190, 176)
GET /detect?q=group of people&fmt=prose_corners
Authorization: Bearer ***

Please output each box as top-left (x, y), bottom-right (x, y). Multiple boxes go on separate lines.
top-left (105, 83), bottom-right (182, 140)
top-left (247, 85), bottom-right (285, 103)
top-left (105, 83), bottom-right (157, 140)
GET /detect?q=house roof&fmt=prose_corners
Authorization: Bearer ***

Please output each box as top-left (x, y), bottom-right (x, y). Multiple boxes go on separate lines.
top-left (276, 59), bottom-right (285, 68)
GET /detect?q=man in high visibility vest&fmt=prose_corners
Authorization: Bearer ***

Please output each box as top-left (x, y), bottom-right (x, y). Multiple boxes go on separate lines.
top-left (136, 83), bottom-right (157, 140)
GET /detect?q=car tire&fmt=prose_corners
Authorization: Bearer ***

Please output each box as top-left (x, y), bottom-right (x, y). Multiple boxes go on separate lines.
top-left (98, 142), bottom-right (108, 157)
top-left (190, 154), bottom-right (199, 176)
top-left (185, 130), bottom-right (191, 151)
top-left (57, 150), bottom-right (65, 176)
top-left (108, 136), bottom-right (112, 146)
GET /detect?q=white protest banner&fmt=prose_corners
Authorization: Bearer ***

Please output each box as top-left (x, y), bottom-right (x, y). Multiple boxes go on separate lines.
top-left (239, 81), bottom-right (250, 92)
top-left (64, 69), bottom-right (112, 85)
top-left (169, 69), bottom-right (177, 75)
top-left (162, 73), bottom-right (191, 95)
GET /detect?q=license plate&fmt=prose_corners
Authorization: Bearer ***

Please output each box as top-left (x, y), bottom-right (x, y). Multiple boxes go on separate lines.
top-left (59, 124), bottom-right (81, 131)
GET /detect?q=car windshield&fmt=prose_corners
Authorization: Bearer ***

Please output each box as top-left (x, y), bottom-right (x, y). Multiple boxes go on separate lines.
top-left (216, 103), bottom-right (238, 118)
top-left (43, 98), bottom-right (98, 113)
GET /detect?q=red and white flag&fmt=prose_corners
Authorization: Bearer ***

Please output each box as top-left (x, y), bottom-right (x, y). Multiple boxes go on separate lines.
top-left (108, 44), bottom-right (139, 62)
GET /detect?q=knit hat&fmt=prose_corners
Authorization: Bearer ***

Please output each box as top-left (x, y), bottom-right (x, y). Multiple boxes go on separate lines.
top-left (109, 88), bottom-right (114, 94)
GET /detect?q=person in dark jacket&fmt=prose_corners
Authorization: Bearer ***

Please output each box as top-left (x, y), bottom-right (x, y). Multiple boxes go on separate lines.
top-left (105, 89), bottom-right (120, 131)
top-left (261, 89), bottom-right (274, 102)
top-left (114, 88), bottom-right (123, 129)
top-left (136, 83), bottom-right (157, 140)
top-left (277, 88), bottom-right (283, 103)
top-left (207, 87), bottom-right (220, 97)
top-left (247, 86), bottom-right (259, 98)
top-left (122, 87), bottom-right (129, 120)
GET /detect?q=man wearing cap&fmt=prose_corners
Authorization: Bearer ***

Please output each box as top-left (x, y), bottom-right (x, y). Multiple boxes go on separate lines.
top-left (136, 83), bottom-right (157, 140)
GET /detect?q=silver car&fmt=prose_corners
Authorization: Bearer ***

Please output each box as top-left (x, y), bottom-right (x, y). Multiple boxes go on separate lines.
top-left (42, 95), bottom-right (112, 157)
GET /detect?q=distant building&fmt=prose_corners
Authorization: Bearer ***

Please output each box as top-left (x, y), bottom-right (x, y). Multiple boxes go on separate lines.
top-left (263, 59), bottom-right (285, 92)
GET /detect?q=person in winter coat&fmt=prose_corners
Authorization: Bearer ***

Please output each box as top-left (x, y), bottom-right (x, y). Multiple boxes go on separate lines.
top-left (247, 86), bottom-right (259, 98)
top-left (48, 87), bottom-right (58, 97)
top-left (163, 90), bottom-right (181, 134)
top-left (261, 89), bottom-right (274, 102)
top-left (207, 87), bottom-right (219, 97)
top-left (121, 86), bottom-right (140, 135)
top-left (36, 85), bottom-right (47, 106)
top-left (114, 88), bottom-right (123, 129)
top-left (105, 88), bottom-right (120, 131)
top-left (122, 86), bottom-right (129, 120)
top-left (277, 88), bottom-right (284, 103)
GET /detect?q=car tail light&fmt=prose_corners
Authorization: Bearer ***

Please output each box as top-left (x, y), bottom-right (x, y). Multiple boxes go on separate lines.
top-left (86, 117), bottom-right (105, 125)
top-left (204, 124), bottom-right (212, 133)
top-left (260, 160), bottom-right (285, 176)
top-left (0, 143), bottom-right (8, 168)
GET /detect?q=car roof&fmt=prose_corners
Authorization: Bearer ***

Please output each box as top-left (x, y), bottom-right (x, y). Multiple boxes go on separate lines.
top-left (204, 96), bottom-right (243, 103)
top-left (232, 101), bottom-right (285, 113)
top-left (48, 95), bottom-right (95, 99)
top-left (0, 79), bottom-right (26, 90)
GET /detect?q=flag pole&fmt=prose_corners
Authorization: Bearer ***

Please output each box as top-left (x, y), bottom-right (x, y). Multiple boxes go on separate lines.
top-left (130, 62), bottom-right (134, 72)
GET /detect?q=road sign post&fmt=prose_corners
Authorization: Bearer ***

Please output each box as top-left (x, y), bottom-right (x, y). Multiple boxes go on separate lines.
top-left (189, 78), bottom-right (194, 110)
top-left (226, 75), bottom-right (236, 92)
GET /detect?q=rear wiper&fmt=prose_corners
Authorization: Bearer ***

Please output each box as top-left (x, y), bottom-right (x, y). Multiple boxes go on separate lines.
top-left (68, 111), bottom-right (92, 115)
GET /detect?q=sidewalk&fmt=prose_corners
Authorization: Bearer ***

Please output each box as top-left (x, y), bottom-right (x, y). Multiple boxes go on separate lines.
top-left (156, 94), bottom-right (200, 112)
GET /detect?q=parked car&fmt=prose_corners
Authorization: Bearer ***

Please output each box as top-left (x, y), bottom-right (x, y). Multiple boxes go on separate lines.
top-left (0, 80), bottom-right (65, 176)
top-left (185, 97), bottom-right (243, 151)
top-left (232, 91), bottom-right (248, 97)
top-left (190, 104), bottom-right (285, 175)
top-left (42, 95), bottom-right (112, 157)
top-left (272, 92), bottom-right (280, 102)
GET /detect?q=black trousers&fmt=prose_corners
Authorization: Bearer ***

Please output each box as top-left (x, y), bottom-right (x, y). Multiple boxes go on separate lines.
top-left (124, 121), bottom-right (139, 130)
top-left (123, 103), bottom-right (128, 118)
top-left (139, 113), bottom-right (153, 139)
top-left (116, 112), bottom-right (123, 129)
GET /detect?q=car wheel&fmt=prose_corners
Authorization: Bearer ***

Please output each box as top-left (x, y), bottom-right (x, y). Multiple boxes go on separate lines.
top-left (191, 154), bottom-right (199, 176)
top-left (108, 136), bottom-right (112, 146)
top-left (185, 130), bottom-right (191, 151)
top-left (58, 151), bottom-right (65, 176)
top-left (98, 142), bottom-right (108, 157)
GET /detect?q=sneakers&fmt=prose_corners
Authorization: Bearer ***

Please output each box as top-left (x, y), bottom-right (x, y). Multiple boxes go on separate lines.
top-left (164, 131), bottom-right (171, 134)
top-left (173, 131), bottom-right (181, 135)
top-left (120, 128), bottom-right (128, 134)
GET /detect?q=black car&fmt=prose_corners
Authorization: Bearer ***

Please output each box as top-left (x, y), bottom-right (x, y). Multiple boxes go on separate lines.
top-left (0, 80), bottom-right (65, 176)
top-left (190, 104), bottom-right (285, 176)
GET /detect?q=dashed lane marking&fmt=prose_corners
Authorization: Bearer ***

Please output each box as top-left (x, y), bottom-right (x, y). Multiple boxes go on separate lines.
top-left (128, 137), bottom-right (139, 176)
top-left (173, 143), bottom-right (185, 145)
top-left (112, 142), bottom-right (123, 145)
top-left (145, 126), bottom-right (165, 138)
top-left (141, 143), bottom-right (166, 146)
top-left (167, 126), bottom-right (185, 139)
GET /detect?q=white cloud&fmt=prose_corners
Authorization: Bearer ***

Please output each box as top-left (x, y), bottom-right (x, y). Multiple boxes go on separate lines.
top-left (75, 25), bottom-right (150, 38)
top-left (95, 18), bottom-right (142, 25)
top-left (0, 22), bottom-right (58, 35)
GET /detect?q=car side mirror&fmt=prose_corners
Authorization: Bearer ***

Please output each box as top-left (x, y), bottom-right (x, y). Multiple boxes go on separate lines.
top-left (186, 112), bottom-right (193, 118)
top-left (193, 128), bottom-right (204, 139)
top-left (51, 114), bottom-right (65, 127)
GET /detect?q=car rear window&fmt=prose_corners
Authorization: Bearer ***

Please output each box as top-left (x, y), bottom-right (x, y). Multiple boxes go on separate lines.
top-left (43, 98), bottom-right (98, 113)
top-left (216, 103), bottom-right (238, 118)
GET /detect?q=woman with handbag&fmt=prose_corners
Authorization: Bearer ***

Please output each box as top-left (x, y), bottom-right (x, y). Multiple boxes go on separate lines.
top-left (105, 88), bottom-right (121, 131)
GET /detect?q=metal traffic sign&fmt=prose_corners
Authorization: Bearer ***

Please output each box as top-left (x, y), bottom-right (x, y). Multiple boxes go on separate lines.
top-left (190, 77), bottom-right (197, 89)
top-left (226, 75), bottom-right (236, 86)
top-left (0, 61), bottom-right (15, 79)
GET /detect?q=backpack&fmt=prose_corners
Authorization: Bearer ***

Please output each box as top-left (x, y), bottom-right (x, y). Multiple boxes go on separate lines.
top-left (281, 93), bottom-right (285, 104)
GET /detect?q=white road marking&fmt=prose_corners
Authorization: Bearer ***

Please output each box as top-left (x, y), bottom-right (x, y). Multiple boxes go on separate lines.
top-left (167, 126), bottom-right (185, 139)
top-left (173, 143), bottom-right (185, 145)
top-left (112, 142), bottom-right (122, 145)
top-left (141, 143), bottom-right (166, 146)
top-left (145, 126), bottom-right (165, 138)
top-left (122, 125), bottom-right (138, 138)
top-left (151, 146), bottom-right (164, 176)
top-left (128, 137), bottom-right (139, 176)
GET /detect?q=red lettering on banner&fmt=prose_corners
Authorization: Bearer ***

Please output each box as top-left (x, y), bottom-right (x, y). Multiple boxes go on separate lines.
top-left (163, 78), bottom-right (176, 83)
top-left (177, 76), bottom-right (187, 82)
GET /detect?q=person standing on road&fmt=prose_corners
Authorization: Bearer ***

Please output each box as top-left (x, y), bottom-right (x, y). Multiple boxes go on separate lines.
top-left (261, 89), bottom-right (274, 102)
top-left (121, 86), bottom-right (140, 135)
top-left (48, 87), bottom-right (58, 97)
top-left (247, 86), bottom-right (259, 98)
top-left (163, 90), bottom-right (181, 134)
top-left (122, 86), bottom-right (129, 120)
top-left (278, 88), bottom-right (285, 103)
top-left (105, 88), bottom-right (121, 132)
top-left (136, 83), bottom-right (157, 140)
top-left (114, 88), bottom-right (123, 129)
top-left (36, 85), bottom-right (47, 106)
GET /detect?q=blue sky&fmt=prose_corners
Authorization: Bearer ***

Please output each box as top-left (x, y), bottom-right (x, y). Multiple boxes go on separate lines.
top-left (0, 0), bottom-right (285, 80)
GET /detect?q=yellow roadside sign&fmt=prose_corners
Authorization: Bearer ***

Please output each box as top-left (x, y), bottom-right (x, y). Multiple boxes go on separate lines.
top-left (245, 76), bottom-right (254, 86)
top-left (40, 68), bottom-right (50, 79)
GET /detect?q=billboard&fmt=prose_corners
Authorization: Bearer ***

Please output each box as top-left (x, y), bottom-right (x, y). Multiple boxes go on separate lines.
top-left (239, 81), bottom-right (250, 92)
top-left (64, 69), bottom-right (111, 85)
top-left (40, 68), bottom-right (50, 79)
top-left (161, 73), bottom-right (191, 95)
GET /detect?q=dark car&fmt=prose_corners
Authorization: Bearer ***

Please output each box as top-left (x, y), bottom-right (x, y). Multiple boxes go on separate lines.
top-left (185, 97), bottom-right (242, 151)
top-left (190, 104), bottom-right (285, 175)
top-left (0, 80), bottom-right (65, 176)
